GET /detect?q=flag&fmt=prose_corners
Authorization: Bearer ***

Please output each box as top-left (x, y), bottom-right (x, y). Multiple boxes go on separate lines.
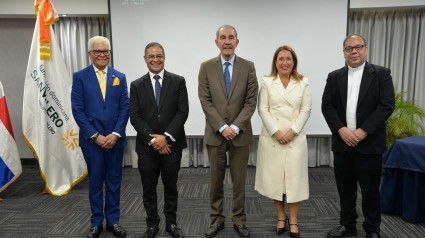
top-left (22, 0), bottom-right (87, 196)
top-left (0, 81), bottom-right (22, 193)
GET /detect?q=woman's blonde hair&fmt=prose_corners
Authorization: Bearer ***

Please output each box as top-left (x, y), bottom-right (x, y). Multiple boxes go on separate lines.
top-left (269, 45), bottom-right (303, 81)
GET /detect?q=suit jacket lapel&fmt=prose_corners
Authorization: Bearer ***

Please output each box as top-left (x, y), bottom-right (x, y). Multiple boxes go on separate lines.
top-left (338, 67), bottom-right (348, 111)
top-left (88, 65), bottom-right (105, 103)
top-left (142, 73), bottom-right (157, 108)
top-left (215, 55), bottom-right (228, 98)
top-left (228, 55), bottom-right (240, 100)
top-left (357, 62), bottom-right (373, 107)
top-left (273, 75), bottom-right (294, 105)
top-left (105, 66), bottom-right (114, 103)
top-left (159, 70), bottom-right (171, 110)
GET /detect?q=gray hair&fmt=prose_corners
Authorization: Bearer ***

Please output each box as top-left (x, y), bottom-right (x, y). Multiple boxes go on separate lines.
top-left (216, 24), bottom-right (238, 40)
top-left (343, 34), bottom-right (367, 47)
top-left (144, 42), bottom-right (165, 56)
top-left (87, 36), bottom-right (110, 52)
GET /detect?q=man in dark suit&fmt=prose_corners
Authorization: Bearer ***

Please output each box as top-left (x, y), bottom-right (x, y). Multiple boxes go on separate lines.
top-left (322, 34), bottom-right (395, 238)
top-left (198, 25), bottom-right (258, 238)
top-left (129, 42), bottom-right (188, 238)
top-left (71, 36), bottom-right (129, 238)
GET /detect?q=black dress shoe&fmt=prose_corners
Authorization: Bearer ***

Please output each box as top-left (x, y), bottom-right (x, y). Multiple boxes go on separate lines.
top-left (106, 224), bottom-right (127, 238)
top-left (205, 222), bottom-right (224, 238)
top-left (142, 226), bottom-right (159, 238)
top-left (289, 223), bottom-right (300, 238)
top-left (276, 218), bottom-right (288, 235)
top-left (327, 225), bottom-right (357, 238)
top-left (366, 232), bottom-right (381, 238)
top-left (87, 226), bottom-right (103, 238)
top-left (233, 224), bottom-right (250, 238)
top-left (166, 224), bottom-right (185, 238)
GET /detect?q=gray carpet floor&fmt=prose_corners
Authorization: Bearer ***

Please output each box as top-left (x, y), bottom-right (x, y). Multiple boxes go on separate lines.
top-left (0, 165), bottom-right (424, 237)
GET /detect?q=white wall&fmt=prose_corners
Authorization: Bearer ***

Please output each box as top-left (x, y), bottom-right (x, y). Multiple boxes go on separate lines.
top-left (0, 0), bottom-right (108, 16)
top-left (351, 0), bottom-right (425, 9)
top-left (110, 0), bottom-right (348, 136)
top-left (1, 0), bottom-right (424, 16)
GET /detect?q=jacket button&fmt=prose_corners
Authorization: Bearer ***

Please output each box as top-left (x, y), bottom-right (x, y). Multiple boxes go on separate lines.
top-left (158, 115), bottom-right (160, 118)
top-left (104, 106), bottom-right (106, 109)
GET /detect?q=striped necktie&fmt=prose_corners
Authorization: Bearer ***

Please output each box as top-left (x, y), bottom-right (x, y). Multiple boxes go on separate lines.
top-left (97, 70), bottom-right (106, 101)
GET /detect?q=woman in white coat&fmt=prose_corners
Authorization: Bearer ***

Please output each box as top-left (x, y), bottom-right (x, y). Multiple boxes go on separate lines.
top-left (255, 46), bottom-right (311, 237)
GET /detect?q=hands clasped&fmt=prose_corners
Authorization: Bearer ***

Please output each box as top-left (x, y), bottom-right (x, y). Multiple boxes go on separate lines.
top-left (222, 126), bottom-right (237, 141)
top-left (273, 129), bottom-right (295, 145)
top-left (95, 134), bottom-right (118, 149)
top-left (150, 134), bottom-right (171, 155)
top-left (338, 127), bottom-right (368, 147)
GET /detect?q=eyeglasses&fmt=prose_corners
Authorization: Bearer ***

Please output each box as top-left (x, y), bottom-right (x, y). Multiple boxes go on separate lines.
top-left (146, 54), bottom-right (164, 60)
top-left (91, 50), bottom-right (111, 56)
top-left (344, 44), bottom-right (365, 53)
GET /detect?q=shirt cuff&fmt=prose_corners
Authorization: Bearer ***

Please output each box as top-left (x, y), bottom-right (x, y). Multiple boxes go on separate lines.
top-left (148, 137), bottom-right (156, 146)
top-left (112, 132), bottom-right (121, 138)
top-left (218, 124), bottom-right (228, 133)
top-left (230, 124), bottom-right (240, 134)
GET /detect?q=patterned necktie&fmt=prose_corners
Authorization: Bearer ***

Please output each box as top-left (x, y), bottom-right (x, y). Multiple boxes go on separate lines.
top-left (97, 70), bottom-right (106, 101)
top-left (224, 62), bottom-right (231, 97)
top-left (154, 75), bottom-right (161, 106)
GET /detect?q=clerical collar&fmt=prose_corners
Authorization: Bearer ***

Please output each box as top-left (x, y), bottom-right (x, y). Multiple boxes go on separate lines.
top-left (348, 62), bottom-right (366, 72)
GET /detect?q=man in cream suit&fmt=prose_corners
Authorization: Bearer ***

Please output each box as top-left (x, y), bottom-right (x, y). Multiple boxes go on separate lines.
top-left (198, 25), bottom-right (258, 238)
top-left (71, 36), bottom-right (129, 238)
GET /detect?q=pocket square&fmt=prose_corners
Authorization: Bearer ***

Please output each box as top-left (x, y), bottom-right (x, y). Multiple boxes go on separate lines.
top-left (112, 77), bottom-right (120, 86)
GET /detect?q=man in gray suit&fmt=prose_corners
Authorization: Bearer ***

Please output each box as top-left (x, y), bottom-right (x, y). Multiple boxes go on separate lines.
top-left (198, 25), bottom-right (258, 238)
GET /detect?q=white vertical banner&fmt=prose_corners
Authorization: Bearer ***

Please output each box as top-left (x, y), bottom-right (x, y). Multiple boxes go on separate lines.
top-left (22, 0), bottom-right (87, 196)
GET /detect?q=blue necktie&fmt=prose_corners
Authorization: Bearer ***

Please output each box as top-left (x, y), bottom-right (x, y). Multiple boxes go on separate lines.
top-left (224, 62), bottom-right (231, 97)
top-left (154, 75), bottom-right (161, 106)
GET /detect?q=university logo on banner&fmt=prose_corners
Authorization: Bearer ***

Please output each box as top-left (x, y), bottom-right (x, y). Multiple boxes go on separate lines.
top-left (22, 0), bottom-right (87, 196)
top-left (0, 81), bottom-right (22, 193)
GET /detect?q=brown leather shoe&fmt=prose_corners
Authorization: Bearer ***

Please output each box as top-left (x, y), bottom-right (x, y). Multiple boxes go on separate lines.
top-left (205, 222), bottom-right (224, 238)
top-left (233, 224), bottom-right (250, 238)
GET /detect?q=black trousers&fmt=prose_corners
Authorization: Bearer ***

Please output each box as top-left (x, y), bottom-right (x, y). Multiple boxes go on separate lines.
top-left (137, 150), bottom-right (182, 228)
top-left (333, 147), bottom-right (382, 233)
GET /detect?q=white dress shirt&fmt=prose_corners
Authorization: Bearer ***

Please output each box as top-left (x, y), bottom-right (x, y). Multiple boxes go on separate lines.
top-left (218, 55), bottom-right (240, 134)
top-left (147, 69), bottom-right (175, 144)
top-left (93, 65), bottom-right (107, 82)
top-left (346, 62), bottom-right (365, 131)
top-left (149, 69), bottom-right (164, 98)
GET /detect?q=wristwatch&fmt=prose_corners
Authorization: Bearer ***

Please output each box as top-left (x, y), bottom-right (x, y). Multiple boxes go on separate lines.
top-left (164, 134), bottom-right (172, 143)
top-left (91, 133), bottom-right (99, 141)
